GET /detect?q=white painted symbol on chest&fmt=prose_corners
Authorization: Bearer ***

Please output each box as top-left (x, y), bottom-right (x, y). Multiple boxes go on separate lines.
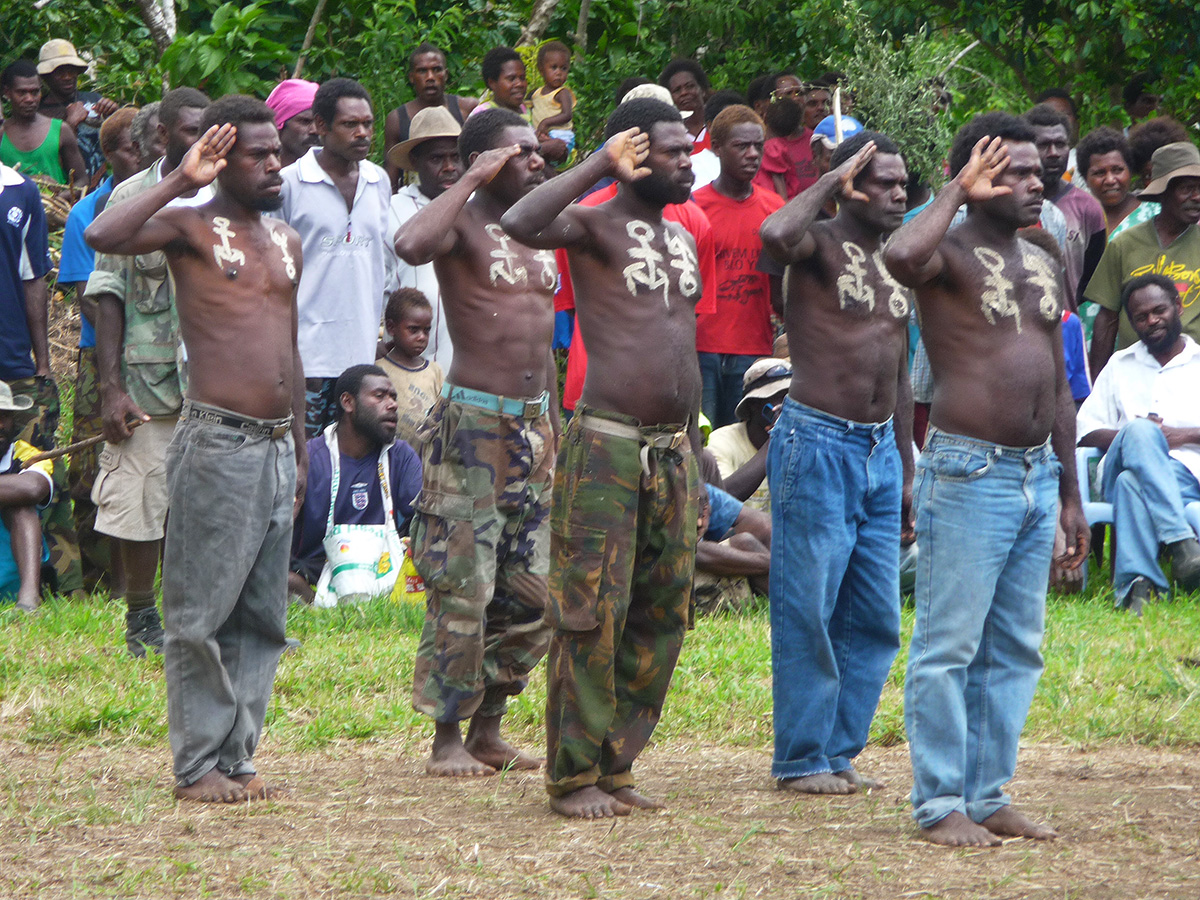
top-left (872, 248), bottom-right (912, 318)
top-left (1021, 246), bottom-right (1061, 322)
top-left (623, 220), bottom-right (670, 304)
top-left (533, 248), bottom-right (557, 290)
top-left (485, 224), bottom-right (528, 286)
top-left (974, 247), bottom-right (1022, 332)
top-left (836, 242), bottom-right (875, 311)
top-left (211, 217), bottom-right (246, 271)
top-left (269, 227), bottom-right (296, 280)
top-left (666, 230), bottom-right (700, 298)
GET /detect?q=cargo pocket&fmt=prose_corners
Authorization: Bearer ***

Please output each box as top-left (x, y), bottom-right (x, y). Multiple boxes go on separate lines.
top-left (411, 488), bottom-right (478, 597)
top-left (90, 446), bottom-right (119, 506)
top-left (548, 526), bottom-right (605, 632)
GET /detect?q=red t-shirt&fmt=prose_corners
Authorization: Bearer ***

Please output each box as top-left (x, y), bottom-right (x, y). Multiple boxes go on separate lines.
top-left (692, 183), bottom-right (785, 355)
top-left (555, 183), bottom-right (717, 410)
top-left (753, 131), bottom-right (817, 199)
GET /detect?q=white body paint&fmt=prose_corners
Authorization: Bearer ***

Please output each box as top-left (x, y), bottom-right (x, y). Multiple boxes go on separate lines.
top-left (974, 247), bottom-right (1022, 332)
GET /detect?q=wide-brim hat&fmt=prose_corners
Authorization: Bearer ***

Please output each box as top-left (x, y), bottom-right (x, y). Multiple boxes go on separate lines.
top-left (38, 39), bottom-right (88, 75)
top-left (1137, 141), bottom-right (1200, 199)
top-left (734, 358), bottom-right (792, 421)
top-left (387, 106), bottom-right (463, 170)
top-left (0, 380), bottom-right (34, 412)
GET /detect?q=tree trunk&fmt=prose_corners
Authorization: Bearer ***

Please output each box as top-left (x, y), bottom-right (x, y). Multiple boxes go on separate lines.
top-left (293, 0), bottom-right (329, 78)
top-left (136, 0), bottom-right (176, 55)
top-left (518, 0), bottom-right (561, 46)
top-left (574, 0), bottom-right (592, 55)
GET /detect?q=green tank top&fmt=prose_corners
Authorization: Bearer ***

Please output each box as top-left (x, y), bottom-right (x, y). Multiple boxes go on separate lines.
top-left (0, 118), bottom-right (66, 183)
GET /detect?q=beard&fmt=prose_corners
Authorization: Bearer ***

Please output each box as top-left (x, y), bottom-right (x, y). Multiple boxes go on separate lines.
top-left (631, 171), bottom-right (691, 207)
top-left (1141, 315), bottom-right (1183, 355)
top-left (247, 192), bottom-right (285, 212)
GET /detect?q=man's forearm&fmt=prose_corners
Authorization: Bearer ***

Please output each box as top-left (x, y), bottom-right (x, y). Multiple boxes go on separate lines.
top-left (760, 169), bottom-right (841, 262)
top-left (95, 293), bottom-right (126, 396)
top-left (721, 444), bottom-right (768, 502)
top-left (85, 168), bottom-right (190, 253)
top-left (502, 149), bottom-right (612, 246)
top-left (23, 278), bottom-right (50, 375)
top-left (883, 181), bottom-right (964, 285)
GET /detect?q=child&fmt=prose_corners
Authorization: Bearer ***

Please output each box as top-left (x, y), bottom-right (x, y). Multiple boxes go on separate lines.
top-left (530, 41), bottom-right (576, 154)
top-left (376, 288), bottom-right (444, 447)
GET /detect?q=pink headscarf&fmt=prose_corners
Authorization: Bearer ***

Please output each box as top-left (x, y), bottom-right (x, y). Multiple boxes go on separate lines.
top-left (265, 79), bottom-right (319, 129)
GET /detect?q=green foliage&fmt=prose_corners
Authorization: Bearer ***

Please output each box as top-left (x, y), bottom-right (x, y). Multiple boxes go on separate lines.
top-left (160, 2), bottom-right (295, 97)
top-left (831, 9), bottom-right (959, 188)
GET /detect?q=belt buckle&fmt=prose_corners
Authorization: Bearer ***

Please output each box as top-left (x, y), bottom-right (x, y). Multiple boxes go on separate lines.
top-left (271, 419), bottom-right (291, 439)
top-left (524, 398), bottom-right (542, 418)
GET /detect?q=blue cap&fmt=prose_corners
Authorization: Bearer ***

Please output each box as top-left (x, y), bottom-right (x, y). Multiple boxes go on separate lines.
top-left (811, 114), bottom-right (864, 148)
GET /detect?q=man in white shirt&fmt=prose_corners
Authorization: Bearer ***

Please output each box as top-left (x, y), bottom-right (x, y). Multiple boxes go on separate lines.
top-left (1077, 273), bottom-right (1200, 613)
top-left (277, 78), bottom-right (392, 438)
top-left (385, 106), bottom-right (464, 371)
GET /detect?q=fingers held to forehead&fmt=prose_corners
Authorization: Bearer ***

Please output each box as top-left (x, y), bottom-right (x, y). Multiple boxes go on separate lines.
top-left (202, 123), bottom-right (238, 157)
top-left (977, 134), bottom-right (1010, 168)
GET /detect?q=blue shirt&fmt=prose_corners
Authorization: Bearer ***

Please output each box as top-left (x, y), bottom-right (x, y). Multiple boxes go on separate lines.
top-left (0, 166), bottom-right (51, 380)
top-left (1062, 310), bottom-right (1091, 402)
top-left (705, 483), bottom-right (744, 541)
top-left (58, 176), bottom-right (114, 348)
top-left (291, 432), bottom-right (423, 582)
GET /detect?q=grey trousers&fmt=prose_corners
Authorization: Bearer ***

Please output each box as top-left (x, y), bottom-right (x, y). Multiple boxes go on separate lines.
top-left (162, 411), bottom-right (296, 787)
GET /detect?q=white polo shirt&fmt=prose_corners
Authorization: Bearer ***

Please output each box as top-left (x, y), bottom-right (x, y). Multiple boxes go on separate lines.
top-left (1077, 335), bottom-right (1200, 485)
top-left (277, 148), bottom-right (392, 379)
top-left (386, 182), bottom-right (453, 371)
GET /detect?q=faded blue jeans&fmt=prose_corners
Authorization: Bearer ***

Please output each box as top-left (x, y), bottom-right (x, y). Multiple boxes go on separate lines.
top-left (905, 427), bottom-right (1060, 828)
top-left (766, 398), bottom-right (901, 780)
top-left (1101, 417), bottom-right (1200, 600)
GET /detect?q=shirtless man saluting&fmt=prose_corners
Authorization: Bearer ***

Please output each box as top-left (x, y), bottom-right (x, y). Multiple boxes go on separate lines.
top-left (503, 97), bottom-right (705, 819)
top-left (394, 108), bottom-right (559, 778)
top-left (884, 112), bottom-right (1089, 846)
top-left (87, 95), bottom-right (306, 803)
top-left (757, 130), bottom-right (914, 797)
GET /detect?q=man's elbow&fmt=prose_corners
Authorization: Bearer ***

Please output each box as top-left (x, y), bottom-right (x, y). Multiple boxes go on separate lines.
top-left (498, 209), bottom-right (532, 243)
top-left (84, 222), bottom-right (115, 254)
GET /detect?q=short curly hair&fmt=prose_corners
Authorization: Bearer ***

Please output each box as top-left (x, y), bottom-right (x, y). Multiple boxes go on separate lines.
top-left (659, 59), bottom-right (709, 92)
top-left (948, 112), bottom-right (1036, 178)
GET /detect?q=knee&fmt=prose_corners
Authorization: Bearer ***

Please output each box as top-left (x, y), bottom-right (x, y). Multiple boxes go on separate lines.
top-left (1113, 469), bottom-right (1144, 500)
top-left (1118, 418), bottom-right (1167, 453)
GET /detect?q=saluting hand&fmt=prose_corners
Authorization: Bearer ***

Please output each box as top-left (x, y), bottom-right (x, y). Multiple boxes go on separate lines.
top-left (834, 140), bottom-right (877, 203)
top-left (605, 127), bottom-right (651, 183)
top-left (955, 135), bottom-right (1012, 202)
top-left (468, 144), bottom-right (525, 184)
top-left (178, 123), bottom-right (237, 189)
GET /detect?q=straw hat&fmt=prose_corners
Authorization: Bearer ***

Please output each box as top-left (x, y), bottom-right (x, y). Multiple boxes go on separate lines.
top-left (0, 380), bottom-right (34, 412)
top-left (386, 106), bottom-right (462, 170)
top-left (37, 39), bottom-right (88, 75)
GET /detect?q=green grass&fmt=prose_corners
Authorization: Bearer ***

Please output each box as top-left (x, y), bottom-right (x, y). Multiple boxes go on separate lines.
top-left (2, 573), bottom-right (1199, 752)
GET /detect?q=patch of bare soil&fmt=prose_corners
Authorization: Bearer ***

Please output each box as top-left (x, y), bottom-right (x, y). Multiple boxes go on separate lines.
top-left (2, 740), bottom-right (1197, 899)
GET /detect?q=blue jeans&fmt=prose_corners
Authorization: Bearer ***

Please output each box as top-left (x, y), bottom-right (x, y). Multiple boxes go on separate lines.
top-left (905, 428), bottom-right (1060, 828)
top-left (766, 398), bottom-right (901, 779)
top-left (699, 353), bottom-right (758, 429)
top-left (1101, 418), bottom-right (1200, 599)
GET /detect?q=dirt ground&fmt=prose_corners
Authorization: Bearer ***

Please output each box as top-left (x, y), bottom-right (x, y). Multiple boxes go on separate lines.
top-left (2, 739), bottom-right (1197, 899)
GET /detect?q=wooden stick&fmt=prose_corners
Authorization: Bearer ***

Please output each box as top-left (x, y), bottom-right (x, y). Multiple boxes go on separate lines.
top-left (20, 418), bottom-right (143, 468)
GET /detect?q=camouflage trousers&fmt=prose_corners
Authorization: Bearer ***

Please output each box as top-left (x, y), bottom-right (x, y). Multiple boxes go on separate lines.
top-left (67, 349), bottom-right (114, 589)
top-left (544, 406), bottom-right (699, 797)
top-left (410, 394), bottom-right (555, 723)
top-left (10, 375), bottom-right (83, 595)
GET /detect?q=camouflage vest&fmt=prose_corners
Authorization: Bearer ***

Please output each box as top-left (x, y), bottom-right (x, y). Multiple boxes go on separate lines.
top-left (84, 164), bottom-right (185, 417)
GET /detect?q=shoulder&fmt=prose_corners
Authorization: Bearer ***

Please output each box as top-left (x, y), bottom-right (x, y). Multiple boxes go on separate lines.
top-left (753, 184), bottom-right (785, 213)
top-left (671, 200), bottom-right (712, 237)
top-left (692, 184), bottom-right (719, 209)
top-left (109, 165), bottom-right (157, 204)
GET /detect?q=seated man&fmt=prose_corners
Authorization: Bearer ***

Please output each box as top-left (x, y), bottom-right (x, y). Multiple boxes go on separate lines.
top-left (290, 365), bottom-right (423, 605)
top-left (1077, 274), bottom-right (1200, 613)
top-left (0, 381), bottom-right (53, 611)
top-left (705, 357), bottom-right (790, 512)
top-left (695, 455), bottom-right (771, 614)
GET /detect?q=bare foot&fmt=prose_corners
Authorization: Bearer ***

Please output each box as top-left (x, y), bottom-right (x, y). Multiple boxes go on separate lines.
top-left (174, 768), bottom-right (246, 803)
top-left (426, 741), bottom-right (497, 777)
top-left (778, 772), bottom-right (856, 794)
top-left (550, 786), bottom-right (632, 819)
top-left (230, 773), bottom-right (280, 800)
top-left (980, 805), bottom-right (1058, 841)
top-left (920, 811), bottom-right (1002, 847)
top-left (834, 766), bottom-right (884, 791)
top-left (463, 713), bottom-right (541, 771)
top-left (608, 786), bottom-right (665, 810)
top-left (464, 734), bottom-right (542, 771)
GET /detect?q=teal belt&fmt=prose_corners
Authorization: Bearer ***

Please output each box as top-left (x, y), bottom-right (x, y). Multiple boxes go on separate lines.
top-left (441, 383), bottom-right (550, 418)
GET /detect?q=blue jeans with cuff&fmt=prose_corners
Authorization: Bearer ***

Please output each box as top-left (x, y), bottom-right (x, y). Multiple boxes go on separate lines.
top-left (905, 427), bottom-right (1059, 828)
top-left (766, 398), bottom-right (901, 781)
